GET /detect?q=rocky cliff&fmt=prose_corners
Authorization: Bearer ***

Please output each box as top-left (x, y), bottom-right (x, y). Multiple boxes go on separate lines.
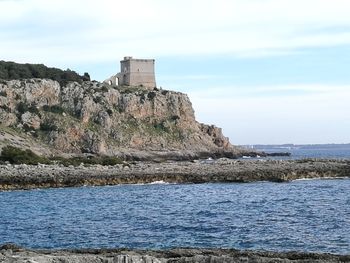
top-left (0, 79), bottom-right (246, 160)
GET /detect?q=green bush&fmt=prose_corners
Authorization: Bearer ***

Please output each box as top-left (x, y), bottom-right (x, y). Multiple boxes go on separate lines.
top-left (0, 60), bottom-right (90, 86)
top-left (171, 115), bottom-right (180, 121)
top-left (139, 93), bottom-right (146, 104)
top-left (0, 146), bottom-right (49, 165)
top-left (99, 156), bottom-right (124, 166)
top-left (153, 122), bottom-right (168, 133)
top-left (16, 102), bottom-right (28, 114)
top-left (22, 124), bottom-right (36, 132)
top-left (147, 91), bottom-right (156, 100)
top-left (106, 109), bottom-right (113, 116)
top-left (40, 121), bottom-right (58, 131)
top-left (16, 102), bottom-right (40, 115)
top-left (0, 145), bottom-right (125, 166)
top-left (51, 155), bottom-right (124, 167)
top-left (93, 96), bottom-right (102, 104)
top-left (42, 105), bottom-right (65, 114)
top-left (28, 105), bottom-right (40, 115)
top-left (101, 86), bottom-right (109, 92)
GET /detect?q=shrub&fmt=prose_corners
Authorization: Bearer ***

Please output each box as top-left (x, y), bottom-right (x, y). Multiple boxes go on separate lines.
top-left (40, 121), bottom-right (58, 131)
top-left (101, 86), bottom-right (108, 92)
top-left (22, 124), bottom-right (35, 132)
top-left (28, 105), bottom-right (40, 115)
top-left (171, 115), bottom-right (180, 121)
top-left (0, 145), bottom-right (49, 165)
top-left (82, 72), bottom-right (90, 81)
top-left (147, 91), bottom-right (156, 100)
top-left (99, 156), bottom-right (124, 166)
top-left (42, 105), bottom-right (65, 114)
top-left (0, 147), bottom-right (124, 166)
top-left (0, 60), bottom-right (90, 85)
top-left (153, 122), bottom-right (167, 133)
top-left (115, 105), bottom-right (124, 113)
top-left (106, 109), bottom-right (113, 116)
top-left (51, 155), bottom-right (124, 167)
top-left (140, 93), bottom-right (146, 104)
top-left (16, 102), bottom-right (28, 114)
top-left (93, 96), bottom-right (102, 104)
top-left (16, 102), bottom-right (39, 115)
top-left (0, 105), bottom-right (11, 112)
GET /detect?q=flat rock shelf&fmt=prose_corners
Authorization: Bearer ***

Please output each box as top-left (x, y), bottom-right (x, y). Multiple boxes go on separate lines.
top-left (1, 246), bottom-right (349, 263)
top-left (0, 159), bottom-right (349, 191)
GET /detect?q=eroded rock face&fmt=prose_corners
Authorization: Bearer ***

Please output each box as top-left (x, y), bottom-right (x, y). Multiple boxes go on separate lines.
top-left (21, 112), bottom-right (41, 130)
top-left (0, 110), bottom-right (16, 126)
top-left (0, 79), bottom-right (236, 157)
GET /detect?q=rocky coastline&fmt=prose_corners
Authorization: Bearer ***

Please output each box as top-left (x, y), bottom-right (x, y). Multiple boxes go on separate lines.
top-left (1, 245), bottom-right (349, 263)
top-left (0, 79), bottom-right (244, 157)
top-left (0, 158), bottom-right (349, 191)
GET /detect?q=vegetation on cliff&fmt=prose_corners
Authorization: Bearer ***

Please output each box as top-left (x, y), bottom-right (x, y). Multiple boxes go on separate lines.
top-left (0, 61), bottom-right (90, 86)
top-left (0, 145), bottom-right (49, 165)
top-left (0, 145), bottom-right (125, 166)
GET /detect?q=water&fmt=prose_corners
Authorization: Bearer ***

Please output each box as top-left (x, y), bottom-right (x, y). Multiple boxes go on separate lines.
top-left (1, 145), bottom-right (349, 253)
top-left (243, 144), bottom-right (350, 159)
top-left (1, 179), bottom-right (349, 254)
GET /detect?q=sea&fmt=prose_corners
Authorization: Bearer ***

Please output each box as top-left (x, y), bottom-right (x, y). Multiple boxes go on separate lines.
top-left (242, 143), bottom-right (350, 160)
top-left (0, 144), bottom-right (349, 254)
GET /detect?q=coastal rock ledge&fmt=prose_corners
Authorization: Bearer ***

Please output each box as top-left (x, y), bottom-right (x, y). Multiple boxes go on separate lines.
top-left (1, 245), bottom-right (349, 263)
top-left (0, 159), bottom-right (349, 191)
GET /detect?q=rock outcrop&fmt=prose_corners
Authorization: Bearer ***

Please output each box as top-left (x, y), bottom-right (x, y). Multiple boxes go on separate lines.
top-left (0, 79), bottom-right (245, 159)
top-left (0, 159), bottom-right (349, 191)
top-left (1, 246), bottom-right (349, 263)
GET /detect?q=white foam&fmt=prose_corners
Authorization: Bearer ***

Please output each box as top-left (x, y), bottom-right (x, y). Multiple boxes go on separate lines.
top-left (148, 180), bottom-right (170, 185)
top-left (294, 177), bottom-right (347, 181)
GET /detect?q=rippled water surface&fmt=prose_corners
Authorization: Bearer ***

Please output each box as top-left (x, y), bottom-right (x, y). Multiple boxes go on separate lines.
top-left (1, 179), bottom-right (349, 254)
top-left (252, 144), bottom-right (350, 159)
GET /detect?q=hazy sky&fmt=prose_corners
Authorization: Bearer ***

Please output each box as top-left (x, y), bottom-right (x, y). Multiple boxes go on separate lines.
top-left (1, 0), bottom-right (349, 144)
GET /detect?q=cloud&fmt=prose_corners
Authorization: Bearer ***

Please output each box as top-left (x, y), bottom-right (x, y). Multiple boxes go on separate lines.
top-left (187, 84), bottom-right (350, 144)
top-left (186, 84), bottom-right (350, 100)
top-left (1, 1), bottom-right (349, 144)
top-left (1, 0), bottom-right (350, 65)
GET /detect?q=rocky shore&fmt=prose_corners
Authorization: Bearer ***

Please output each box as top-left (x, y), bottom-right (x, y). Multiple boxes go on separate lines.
top-left (1, 245), bottom-right (349, 263)
top-left (0, 158), bottom-right (349, 191)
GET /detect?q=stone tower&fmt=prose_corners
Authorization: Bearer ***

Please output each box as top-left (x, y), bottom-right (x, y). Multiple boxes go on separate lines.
top-left (102, 57), bottom-right (156, 89)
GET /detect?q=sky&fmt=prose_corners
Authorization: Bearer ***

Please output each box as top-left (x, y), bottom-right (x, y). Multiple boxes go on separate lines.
top-left (1, 0), bottom-right (349, 145)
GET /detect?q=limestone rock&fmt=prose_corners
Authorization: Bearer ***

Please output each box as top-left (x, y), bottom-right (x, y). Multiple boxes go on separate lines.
top-left (0, 79), bottom-right (243, 159)
top-left (21, 112), bottom-right (41, 130)
top-left (0, 110), bottom-right (17, 127)
top-left (0, 247), bottom-right (348, 263)
top-left (22, 79), bottom-right (61, 107)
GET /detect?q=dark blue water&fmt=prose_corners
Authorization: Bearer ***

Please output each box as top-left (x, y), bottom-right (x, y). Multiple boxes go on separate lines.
top-left (1, 179), bottom-right (349, 254)
top-left (245, 144), bottom-right (350, 160)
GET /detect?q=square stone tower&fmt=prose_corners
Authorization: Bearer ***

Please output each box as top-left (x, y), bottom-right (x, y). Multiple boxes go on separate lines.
top-left (118, 56), bottom-right (156, 88)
